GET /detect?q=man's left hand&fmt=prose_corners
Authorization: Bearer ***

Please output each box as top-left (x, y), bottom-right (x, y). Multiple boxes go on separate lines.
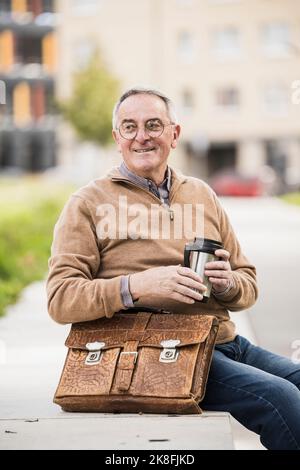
top-left (204, 249), bottom-right (233, 293)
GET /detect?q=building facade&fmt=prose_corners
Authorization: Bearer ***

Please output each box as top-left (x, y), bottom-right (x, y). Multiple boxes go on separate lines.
top-left (3, 0), bottom-right (299, 189)
top-left (56, 0), bottom-right (300, 189)
top-left (0, 0), bottom-right (57, 172)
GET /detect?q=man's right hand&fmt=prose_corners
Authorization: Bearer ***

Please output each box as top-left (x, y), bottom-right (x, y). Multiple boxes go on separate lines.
top-left (129, 265), bottom-right (207, 304)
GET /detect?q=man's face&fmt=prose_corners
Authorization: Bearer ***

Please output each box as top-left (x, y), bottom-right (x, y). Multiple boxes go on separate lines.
top-left (112, 93), bottom-right (180, 181)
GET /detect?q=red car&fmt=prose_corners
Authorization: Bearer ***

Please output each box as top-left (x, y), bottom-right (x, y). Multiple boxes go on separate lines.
top-left (209, 169), bottom-right (263, 197)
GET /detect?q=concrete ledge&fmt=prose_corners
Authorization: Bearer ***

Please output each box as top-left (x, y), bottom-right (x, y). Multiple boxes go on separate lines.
top-left (0, 412), bottom-right (234, 450)
top-left (0, 282), bottom-right (236, 450)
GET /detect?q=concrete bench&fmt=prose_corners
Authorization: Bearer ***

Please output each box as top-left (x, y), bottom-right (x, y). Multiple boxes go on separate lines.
top-left (0, 412), bottom-right (234, 450)
top-left (0, 282), bottom-right (234, 450)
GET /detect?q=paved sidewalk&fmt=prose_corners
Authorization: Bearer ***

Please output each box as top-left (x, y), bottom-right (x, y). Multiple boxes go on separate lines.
top-left (0, 281), bottom-right (263, 450)
top-left (221, 197), bottom-right (300, 358)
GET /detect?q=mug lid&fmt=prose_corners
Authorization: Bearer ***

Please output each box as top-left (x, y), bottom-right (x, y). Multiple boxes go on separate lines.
top-left (193, 237), bottom-right (223, 252)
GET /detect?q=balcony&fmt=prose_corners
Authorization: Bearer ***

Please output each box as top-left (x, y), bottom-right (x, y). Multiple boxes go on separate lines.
top-left (0, 67), bottom-right (55, 82)
top-left (0, 12), bottom-right (58, 35)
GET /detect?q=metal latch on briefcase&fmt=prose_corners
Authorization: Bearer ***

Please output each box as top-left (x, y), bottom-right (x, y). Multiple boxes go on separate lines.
top-left (159, 339), bottom-right (181, 363)
top-left (85, 341), bottom-right (105, 365)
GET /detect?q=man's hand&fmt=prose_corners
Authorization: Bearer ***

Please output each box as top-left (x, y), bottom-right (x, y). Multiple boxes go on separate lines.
top-left (204, 249), bottom-right (233, 293)
top-left (129, 265), bottom-right (207, 304)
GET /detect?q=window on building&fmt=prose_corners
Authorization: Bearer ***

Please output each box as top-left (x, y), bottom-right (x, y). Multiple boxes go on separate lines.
top-left (44, 81), bottom-right (54, 114)
top-left (177, 31), bottom-right (195, 64)
top-left (0, 0), bottom-right (11, 14)
top-left (262, 84), bottom-right (289, 116)
top-left (72, 38), bottom-right (96, 70)
top-left (215, 87), bottom-right (240, 111)
top-left (182, 89), bottom-right (195, 113)
top-left (212, 27), bottom-right (241, 60)
top-left (209, 0), bottom-right (242, 4)
top-left (176, 0), bottom-right (194, 6)
top-left (71, 0), bottom-right (100, 16)
top-left (261, 23), bottom-right (290, 58)
top-left (0, 80), bottom-right (6, 106)
top-left (0, 80), bottom-right (12, 116)
top-left (42, 0), bottom-right (54, 13)
top-left (27, 0), bottom-right (54, 14)
top-left (15, 34), bottom-right (42, 64)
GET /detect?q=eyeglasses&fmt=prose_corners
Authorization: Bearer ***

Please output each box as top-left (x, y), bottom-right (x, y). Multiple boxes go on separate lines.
top-left (117, 118), bottom-right (174, 140)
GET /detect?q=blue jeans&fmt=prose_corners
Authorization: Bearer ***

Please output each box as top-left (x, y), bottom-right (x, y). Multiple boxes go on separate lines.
top-left (201, 335), bottom-right (300, 450)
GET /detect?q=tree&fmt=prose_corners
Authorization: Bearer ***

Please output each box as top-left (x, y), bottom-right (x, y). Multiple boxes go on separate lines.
top-left (60, 54), bottom-right (119, 146)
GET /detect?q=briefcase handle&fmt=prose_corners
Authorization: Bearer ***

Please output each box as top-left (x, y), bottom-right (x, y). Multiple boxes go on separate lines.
top-left (119, 306), bottom-right (171, 314)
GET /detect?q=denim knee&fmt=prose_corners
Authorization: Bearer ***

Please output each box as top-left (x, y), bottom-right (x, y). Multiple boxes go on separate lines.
top-left (261, 375), bottom-right (300, 410)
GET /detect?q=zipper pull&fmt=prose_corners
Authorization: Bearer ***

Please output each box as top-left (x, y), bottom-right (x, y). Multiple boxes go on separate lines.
top-left (169, 209), bottom-right (174, 221)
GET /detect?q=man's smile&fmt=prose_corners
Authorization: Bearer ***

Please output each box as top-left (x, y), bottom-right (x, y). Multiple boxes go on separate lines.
top-left (133, 147), bottom-right (156, 153)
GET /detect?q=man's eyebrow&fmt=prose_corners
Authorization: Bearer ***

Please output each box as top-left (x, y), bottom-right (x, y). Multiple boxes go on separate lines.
top-left (120, 119), bottom-right (136, 124)
top-left (121, 117), bottom-right (162, 124)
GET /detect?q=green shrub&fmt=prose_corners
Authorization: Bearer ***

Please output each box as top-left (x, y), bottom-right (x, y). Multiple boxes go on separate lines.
top-left (280, 192), bottom-right (300, 206)
top-left (0, 178), bottom-right (74, 316)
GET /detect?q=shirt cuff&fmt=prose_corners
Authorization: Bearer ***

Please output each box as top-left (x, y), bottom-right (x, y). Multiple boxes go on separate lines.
top-left (120, 275), bottom-right (135, 308)
top-left (212, 277), bottom-right (235, 297)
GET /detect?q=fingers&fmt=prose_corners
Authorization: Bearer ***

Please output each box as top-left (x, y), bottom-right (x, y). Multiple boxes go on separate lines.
top-left (177, 275), bottom-right (207, 292)
top-left (203, 251), bottom-right (232, 291)
top-left (174, 283), bottom-right (204, 302)
top-left (205, 260), bottom-right (229, 271)
top-left (204, 269), bottom-right (230, 279)
top-left (214, 249), bottom-right (230, 261)
top-left (171, 265), bottom-right (206, 303)
top-left (177, 265), bottom-right (203, 283)
top-left (143, 265), bottom-right (208, 304)
top-left (205, 249), bottom-right (230, 271)
top-left (171, 292), bottom-right (197, 304)
top-left (176, 266), bottom-right (206, 294)
top-left (208, 277), bottom-right (229, 287)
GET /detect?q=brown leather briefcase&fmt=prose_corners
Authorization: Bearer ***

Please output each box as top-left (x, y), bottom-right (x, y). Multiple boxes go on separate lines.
top-left (54, 311), bottom-right (219, 414)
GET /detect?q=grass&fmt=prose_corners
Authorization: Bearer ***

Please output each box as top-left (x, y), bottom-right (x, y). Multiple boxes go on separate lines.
top-left (280, 192), bottom-right (300, 207)
top-left (0, 176), bottom-right (75, 317)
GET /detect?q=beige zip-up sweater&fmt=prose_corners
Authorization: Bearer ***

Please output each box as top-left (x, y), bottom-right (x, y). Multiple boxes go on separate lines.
top-left (47, 166), bottom-right (258, 343)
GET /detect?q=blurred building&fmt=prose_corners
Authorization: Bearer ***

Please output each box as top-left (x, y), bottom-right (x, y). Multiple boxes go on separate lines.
top-left (0, 0), bottom-right (57, 173)
top-left (55, 0), bottom-right (300, 189)
top-left (3, 0), bottom-right (299, 189)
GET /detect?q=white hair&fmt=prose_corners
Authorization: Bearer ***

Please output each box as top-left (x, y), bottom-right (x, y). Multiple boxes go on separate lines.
top-left (112, 86), bottom-right (178, 130)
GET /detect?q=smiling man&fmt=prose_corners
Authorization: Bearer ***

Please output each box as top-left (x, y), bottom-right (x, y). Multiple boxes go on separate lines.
top-left (112, 92), bottom-right (180, 185)
top-left (47, 87), bottom-right (300, 450)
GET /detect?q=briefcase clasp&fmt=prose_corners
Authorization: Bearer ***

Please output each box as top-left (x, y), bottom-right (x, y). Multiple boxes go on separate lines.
top-left (85, 341), bottom-right (106, 365)
top-left (159, 339), bottom-right (180, 363)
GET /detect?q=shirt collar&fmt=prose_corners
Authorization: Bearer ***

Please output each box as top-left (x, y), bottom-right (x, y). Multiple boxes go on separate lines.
top-left (119, 162), bottom-right (171, 192)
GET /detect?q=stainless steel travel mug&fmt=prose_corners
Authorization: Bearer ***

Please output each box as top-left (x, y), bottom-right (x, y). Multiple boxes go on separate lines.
top-left (184, 238), bottom-right (223, 302)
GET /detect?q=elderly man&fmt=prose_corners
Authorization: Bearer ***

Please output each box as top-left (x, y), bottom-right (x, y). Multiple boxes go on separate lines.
top-left (47, 87), bottom-right (300, 450)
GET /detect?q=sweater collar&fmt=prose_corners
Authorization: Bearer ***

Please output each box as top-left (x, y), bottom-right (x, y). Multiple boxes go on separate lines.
top-left (118, 162), bottom-right (171, 192)
top-left (108, 163), bottom-right (187, 191)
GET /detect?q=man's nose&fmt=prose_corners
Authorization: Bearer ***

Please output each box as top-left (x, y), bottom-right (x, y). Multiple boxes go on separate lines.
top-left (134, 127), bottom-right (150, 142)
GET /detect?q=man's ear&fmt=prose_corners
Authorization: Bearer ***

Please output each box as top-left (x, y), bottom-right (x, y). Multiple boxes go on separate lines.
top-left (112, 129), bottom-right (118, 143)
top-left (112, 129), bottom-right (122, 152)
top-left (171, 124), bottom-right (181, 149)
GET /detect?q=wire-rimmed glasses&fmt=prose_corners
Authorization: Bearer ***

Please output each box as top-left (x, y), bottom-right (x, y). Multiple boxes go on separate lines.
top-left (117, 118), bottom-right (174, 140)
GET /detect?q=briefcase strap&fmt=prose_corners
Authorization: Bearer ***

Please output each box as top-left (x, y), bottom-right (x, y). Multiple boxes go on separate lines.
top-left (132, 311), bottom-right (152, 331)
top-left (115, 312), bottom-right (152, 391)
